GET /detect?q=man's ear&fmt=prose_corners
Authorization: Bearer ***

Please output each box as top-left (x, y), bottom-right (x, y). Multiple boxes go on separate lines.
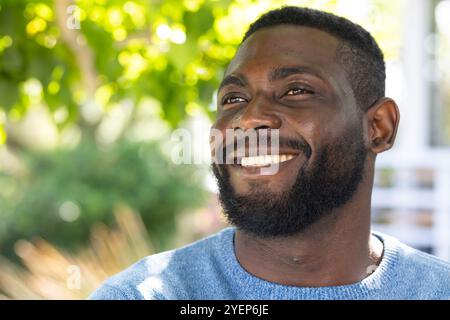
top-left (365, 97), bottom-right (400, 154)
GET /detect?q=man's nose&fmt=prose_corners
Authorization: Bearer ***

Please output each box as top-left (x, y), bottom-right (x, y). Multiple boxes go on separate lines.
top-left (231, 95), bottom-right (281, 130)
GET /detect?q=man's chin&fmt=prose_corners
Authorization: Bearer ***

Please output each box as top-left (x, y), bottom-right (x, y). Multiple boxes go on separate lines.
top-left (230, 178), bottom-right (296, 199)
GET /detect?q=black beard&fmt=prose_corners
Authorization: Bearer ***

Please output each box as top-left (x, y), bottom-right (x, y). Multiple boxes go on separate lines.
top-left (211, 122), bottom-right (367, 238)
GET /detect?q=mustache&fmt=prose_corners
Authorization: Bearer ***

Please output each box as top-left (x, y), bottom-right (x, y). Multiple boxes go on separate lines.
top-left (213, 136), bottom-right (312, 164)
top-left (280, 138), bottom-right (312, 158)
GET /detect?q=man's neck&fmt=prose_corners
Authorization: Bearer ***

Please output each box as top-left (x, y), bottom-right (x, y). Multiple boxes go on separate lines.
top-left (234, 199), bottom-right (383, 287)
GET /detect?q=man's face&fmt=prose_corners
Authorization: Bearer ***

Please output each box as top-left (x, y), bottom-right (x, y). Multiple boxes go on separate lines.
top-left (211, 25), bottom-right (369, 237)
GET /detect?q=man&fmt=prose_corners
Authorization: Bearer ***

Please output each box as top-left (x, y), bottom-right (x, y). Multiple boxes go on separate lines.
top-left (90, 6), bottom-right (450, 300)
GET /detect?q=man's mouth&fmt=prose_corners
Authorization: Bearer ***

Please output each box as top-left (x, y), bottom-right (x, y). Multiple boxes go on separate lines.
top-left (224, 152), bottom-right (300, 177)
top-left (240, 154), bottom-right (297, 167)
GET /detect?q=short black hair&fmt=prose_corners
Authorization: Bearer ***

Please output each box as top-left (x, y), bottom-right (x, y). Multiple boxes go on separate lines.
top-left (242, 6), bottom-right (385, 111)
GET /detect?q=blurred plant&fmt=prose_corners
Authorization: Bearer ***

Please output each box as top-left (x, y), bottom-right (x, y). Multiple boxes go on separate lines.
top-left (0, 0), bottom-right (239, 130)
top-left (0, 135), bottom-right (208, 259)
top-left (0, 204), bottom-right (154, 299)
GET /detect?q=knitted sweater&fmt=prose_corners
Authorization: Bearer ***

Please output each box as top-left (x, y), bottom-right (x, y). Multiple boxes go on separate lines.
top-left (90, 227), bottom-right (450, 300)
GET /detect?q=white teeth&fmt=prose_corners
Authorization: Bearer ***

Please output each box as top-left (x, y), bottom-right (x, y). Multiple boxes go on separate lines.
top-left (241, 154), bottom-right (296, 167)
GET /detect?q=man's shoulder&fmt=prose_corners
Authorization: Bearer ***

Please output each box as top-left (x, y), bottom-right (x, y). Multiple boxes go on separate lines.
top-left (392, 235), bottom-right (450, 274)
top-left (89, 227), bottom-right (234, 300)
top-left (378, 231), bottom-right (450, 299)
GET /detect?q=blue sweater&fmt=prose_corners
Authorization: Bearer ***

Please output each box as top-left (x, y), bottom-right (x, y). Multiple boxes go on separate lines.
top-left (90, 227), bottom-right (450, 300)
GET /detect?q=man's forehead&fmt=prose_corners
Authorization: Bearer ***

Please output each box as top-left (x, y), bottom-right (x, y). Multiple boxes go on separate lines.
top-left (226, 25), bottom-right (340, 77)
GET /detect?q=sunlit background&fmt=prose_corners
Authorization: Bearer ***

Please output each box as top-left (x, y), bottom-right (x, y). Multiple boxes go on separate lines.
top-left (0, 0), bottom-right (449, 299)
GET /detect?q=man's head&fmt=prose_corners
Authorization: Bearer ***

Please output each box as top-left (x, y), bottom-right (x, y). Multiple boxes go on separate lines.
top-left (211, 6), bottom-right (399, 238)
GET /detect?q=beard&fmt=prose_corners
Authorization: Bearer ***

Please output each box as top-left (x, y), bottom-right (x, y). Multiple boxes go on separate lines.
top-left (211, 121), bottom-right (368, 238)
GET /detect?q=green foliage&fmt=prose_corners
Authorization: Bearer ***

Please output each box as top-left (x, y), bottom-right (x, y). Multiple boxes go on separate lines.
top-left (0, 0), bottom-right (241, 127)
top-left (0, 137), bottom-right (208, 259)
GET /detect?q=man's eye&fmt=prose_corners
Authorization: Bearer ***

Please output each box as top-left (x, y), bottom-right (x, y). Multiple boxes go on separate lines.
top-left (284, 87), bottom-right (314, 96)
top-left (222, 96), bottom-right (246, 105)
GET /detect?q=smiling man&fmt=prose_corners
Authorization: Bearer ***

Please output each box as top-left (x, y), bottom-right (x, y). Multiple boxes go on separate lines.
top-left (90, 7), bottom-right (450, 300)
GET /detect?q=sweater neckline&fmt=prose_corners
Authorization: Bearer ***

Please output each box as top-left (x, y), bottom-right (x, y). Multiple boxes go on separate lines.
top-left (217, 227), bottom-right (401, 299)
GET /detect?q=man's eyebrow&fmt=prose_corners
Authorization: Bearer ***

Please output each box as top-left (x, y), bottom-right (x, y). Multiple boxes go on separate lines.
top-left (218, 66), bottom-right (326, 92)
top-left (269, 66), bottom-right (325, 82)
top-left (218, 74), bottom-right (247, 92)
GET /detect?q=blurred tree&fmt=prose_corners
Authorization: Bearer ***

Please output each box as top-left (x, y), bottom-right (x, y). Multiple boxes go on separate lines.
top-left (0, 0), bottom-right (240, 131)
